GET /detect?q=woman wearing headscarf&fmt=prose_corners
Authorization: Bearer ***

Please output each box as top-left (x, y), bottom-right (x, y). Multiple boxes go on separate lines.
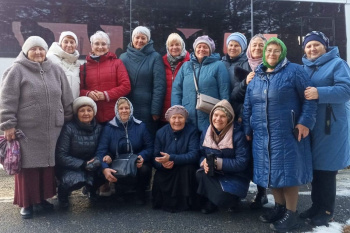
top-left (243, 37), bottom-right (317, 232)
top-left (152, 105), bottom-right (200, 212)
top-left (0, 36), bottom-right (73, 219)
top-left (55, 97), bottom-right (103, 208)
top-left (120, 26), bottom-right (166, 135)
top-left (171, 35), bottom-right (230, 133)
top-left (47, 31), bottom-right (80, 99)
top-left (95, 97), bottom-right (154, 205)
top-left (80, 31), bottom-right (131, 124)
top-left (300, 31), bottom-right (350, 226)
top-left (161, 33), bottom-right (190, 125)
top-left (196, 100), bottom-right (250, 214)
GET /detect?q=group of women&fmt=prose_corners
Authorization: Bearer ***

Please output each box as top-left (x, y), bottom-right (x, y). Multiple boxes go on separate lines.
top-left (0, 25), bottom-right (349, 233)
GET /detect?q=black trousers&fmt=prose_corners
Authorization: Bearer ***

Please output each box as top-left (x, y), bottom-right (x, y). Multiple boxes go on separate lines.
top-left (311, 170), bottom-right (338, 213)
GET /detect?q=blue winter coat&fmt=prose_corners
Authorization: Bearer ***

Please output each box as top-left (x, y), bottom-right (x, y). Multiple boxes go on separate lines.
top-left (200, 123), bottom-right (251, 198)
top-left (153, 123), bottom-right (200, 170)
top-left (243, 58), bottom-right (317, 188)
top-left (302, 46), bottom-right (350, 171)
top-left (120, 40), bottom-right (166, 135)
top-left (95, 117), bottom-right (154, 169)
top-left (171, 53), bottom-right (230, 132)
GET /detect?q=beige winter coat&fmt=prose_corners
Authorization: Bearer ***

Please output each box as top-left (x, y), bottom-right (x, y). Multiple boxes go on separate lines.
top-left (47, 42), bottom-right (80, 99)
top-left (0, 52), bottom-right (73, 168)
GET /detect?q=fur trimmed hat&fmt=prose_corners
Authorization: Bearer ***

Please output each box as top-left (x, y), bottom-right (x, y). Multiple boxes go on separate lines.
top-left (73, 97), bottom-right (97, 116)
top-left (22, 36), bottom-right (48, 55)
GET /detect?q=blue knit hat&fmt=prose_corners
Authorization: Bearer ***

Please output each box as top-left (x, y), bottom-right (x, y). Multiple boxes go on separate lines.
top-left (226, 32), bottom-right (247, 51)
top-left (303, 31), bottom-right (329, 49)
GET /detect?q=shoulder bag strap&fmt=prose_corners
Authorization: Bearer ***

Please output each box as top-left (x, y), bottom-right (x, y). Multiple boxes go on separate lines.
top-left (115, 135), bottom-right (134, 158)
top-left (191, 63), bottom-right (200, 94)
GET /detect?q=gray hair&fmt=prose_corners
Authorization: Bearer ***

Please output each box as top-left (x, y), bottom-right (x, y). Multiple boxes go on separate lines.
top-left (251, 34), bottom-right (267, 43)
top-left (132, 26), bottom-right (151, 42)
top-left (90, 31), bottom-right (110, 47)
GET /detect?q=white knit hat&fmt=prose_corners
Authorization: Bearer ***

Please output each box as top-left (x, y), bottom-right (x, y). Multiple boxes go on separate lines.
top-left (59, 31), bottom-right (78, 46)
top-left (22, 36), bottom-right (48, 55)
top-left (73, 97), bottom-right (97, 116)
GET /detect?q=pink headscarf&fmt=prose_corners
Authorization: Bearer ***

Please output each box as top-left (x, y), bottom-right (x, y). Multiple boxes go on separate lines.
top-left (246, 34), bottom-right (267, 71)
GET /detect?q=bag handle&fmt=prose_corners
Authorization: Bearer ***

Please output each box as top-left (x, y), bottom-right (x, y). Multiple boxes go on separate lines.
top-left (115, 136), bottom-right (134, 158)
top-left (191, 63), bottom-right (200, 95)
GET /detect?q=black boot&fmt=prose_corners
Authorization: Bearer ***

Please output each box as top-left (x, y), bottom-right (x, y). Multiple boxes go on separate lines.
top-left (34, 200), bottom-right (54, 212)
top-left (250, 193), bottom-right (268, 210)
top-left (259, 203), bottom-right (286, 223)
top-left (299, 205), bottom-right (320, 219)
top-left (270, 209), bottom-right (299, 232)
top-left (20, 206), bottom-right (33, 219)
top-left (201, 200), bottom-right (218, 214)
top-left (311, 210), bottom-right (333, 226)
top-left (58, 186), bottom-right (70, 209)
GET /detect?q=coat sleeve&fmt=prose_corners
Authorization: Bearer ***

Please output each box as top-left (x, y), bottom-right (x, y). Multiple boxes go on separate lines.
top-left (217, 62), bottom-right (231, 100)
top-left (171, 64), bottom-right (185, 106)
top-left (55, 124), bottom-right (85, 169)
top-left (294, 66), bottom-right (317, 130)
top-left (317, 60), bottom-right (350, 104)
top-left (231, 78), bottom-right (248, 103)
top-left (137, 124), bottom-right (154, 162)
top-left (151, 53), bottom-right (166, 115)
top-left (79, 62), bottom-right (89, 97)
top-left (222, 130), bottom-right (250, 173)
top-left (60, 69), bottom-right (74, 122)
top-left (152, 129), bottom-right (164, 170)
top-left (169, 128), bottom-right (200, 165)
top-left (0, 66), bottom-right (20, 130)
top-left (242, 84), bottom-right (253, 136)
top-left (95, 126), bottom-right (112, 169)
top-left (104, 59), bottom-right (131, 101)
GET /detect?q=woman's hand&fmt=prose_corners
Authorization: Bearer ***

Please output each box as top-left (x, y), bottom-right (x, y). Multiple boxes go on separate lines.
top-left (103, 155), bottom-right (112, 164)
top-left (304, 86), bottom-right (319, 100)
top-left (202, 158), bottom-right (209, 174)
top-left (136, 155), bottom-right (144, 168)
top-left (95, 90), bottom-right (105, 101)
top-left (162, 161), bottom-right (174, 169)
top-left (295, 124), bottom-right (309, 142)
top-left (102, 168), bottom-right (118, 182)
top-left (152, 115), bottom-right (160, 121)
top-left (155, 152), bottom-right (170, 164)
top-left (88, 91), bottom-right (99, 101)
top-left (246, 135), bottom-right (252, 141)
top-left (246, 72), bottom-right (255, 85)
top-left (4, 128), bottom-right (16, 141)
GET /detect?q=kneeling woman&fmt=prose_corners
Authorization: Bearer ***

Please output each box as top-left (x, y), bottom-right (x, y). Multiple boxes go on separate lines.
top-left (96, 97), bottom-right (154, 204)
top-left (56, 97), bottom-right (103, 208)
top-left (152, 105), bottom-right (200, 212)
top-left (196, 100), bottom-right (250, 214)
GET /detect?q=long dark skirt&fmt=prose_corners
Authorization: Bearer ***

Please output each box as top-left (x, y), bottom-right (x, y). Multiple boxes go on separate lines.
top-left (152, 164), bottom-right (199, 212)
top-left (196, 169), bottom-right (238, 207)
top-left (14, 167), bottom-right (56, 208)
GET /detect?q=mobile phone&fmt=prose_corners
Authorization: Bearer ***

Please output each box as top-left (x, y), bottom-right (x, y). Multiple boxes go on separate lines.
top-left (293, 128), bottom-right (299, 141)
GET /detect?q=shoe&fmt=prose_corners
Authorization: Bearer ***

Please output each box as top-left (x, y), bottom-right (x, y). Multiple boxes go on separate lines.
top-left (99, 183), bottom-right (112, 197)
top-left (40, 200), bottom-right (54, 210)
top-left (85, 157), bottom-right (101, 171)
top-left (201, 200), bottom-right (218, 214)
top-left (311, 210), bottom-right (334, 226)
top-left (299, 205), bottom-right (320, 219)
top-left (20, 206), bottom-right (33, 219)
top-left (228, 198), bottom-right (241, 213)
top-left (250, 193), bottom-right (268, 210)
top-left (270, 209), bottom-right (299, 232)
top-left (58, 196), bottom-right (70, 209)
top-left (259, 203), bottom-right (286, 223)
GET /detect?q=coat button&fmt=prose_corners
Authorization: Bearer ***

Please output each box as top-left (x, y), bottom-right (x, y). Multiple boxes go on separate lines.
top-left (264, 89), bottom-right (267, 94)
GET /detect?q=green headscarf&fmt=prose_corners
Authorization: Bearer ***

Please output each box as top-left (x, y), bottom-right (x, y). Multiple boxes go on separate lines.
top-left (262, 37), bottom-right (287, 69)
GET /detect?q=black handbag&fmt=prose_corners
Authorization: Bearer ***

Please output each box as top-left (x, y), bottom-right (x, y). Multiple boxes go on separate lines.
top-left (111, 137), bottom-right (138, 178)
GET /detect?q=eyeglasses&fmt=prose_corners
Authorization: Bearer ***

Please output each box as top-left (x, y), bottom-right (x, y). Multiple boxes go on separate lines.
top-left (266, 49), bottom-right (281, 55)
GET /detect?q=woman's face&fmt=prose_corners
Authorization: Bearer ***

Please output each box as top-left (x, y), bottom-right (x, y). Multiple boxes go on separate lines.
top-left (168, 40), bottom-right (182, 57)
top-left (169, 114), bottom-right (186, 132)
top-left (27, 46), bottom-right (46, 63)
top-left (133, 33), bottom-right (148, 50)
top-left (265, 44), bottom-right (282, 68)
top-left (227, 40), bottom-right (242, 59)
top-left (304, 41), bottom-right (326, 60)
top-left (250, 37), bottom-right (265, 59)
top-left (195, 43), bottom-right (210, 63)
top-left (212, 110), bottom-right (228, 131)
top-left (77, 106), bottom-right (94, 124)
top-left (61, 36), bottom-right (77, 54)
top-left (91, 38), bottom-right (109, 56)
top-left (118, 102), bottom-right (131, 122)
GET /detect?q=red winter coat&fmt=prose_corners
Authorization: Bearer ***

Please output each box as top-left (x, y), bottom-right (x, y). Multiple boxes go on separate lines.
top-left (161, 52), bottom-right (190, 121)
top-left (80, 52), bottom-right (131, 123)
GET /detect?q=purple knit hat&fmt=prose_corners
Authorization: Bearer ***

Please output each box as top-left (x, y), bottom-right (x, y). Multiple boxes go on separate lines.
top-left (193, 35), bottom-right (216, 54)
top-left (165, 105), bottom-right (188, 121)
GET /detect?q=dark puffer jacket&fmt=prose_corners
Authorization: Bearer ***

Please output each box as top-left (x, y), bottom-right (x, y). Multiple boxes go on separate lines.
top-left (55, 117), bottom-right (103, 189)
top-left (120, 40), bottom-right (166, 135)
top-left (153, 123), bottom-right (200, 170)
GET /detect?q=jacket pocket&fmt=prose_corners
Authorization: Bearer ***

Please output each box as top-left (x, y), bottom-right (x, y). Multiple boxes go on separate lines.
top-left (17, 102), bottom-right (41, 128)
